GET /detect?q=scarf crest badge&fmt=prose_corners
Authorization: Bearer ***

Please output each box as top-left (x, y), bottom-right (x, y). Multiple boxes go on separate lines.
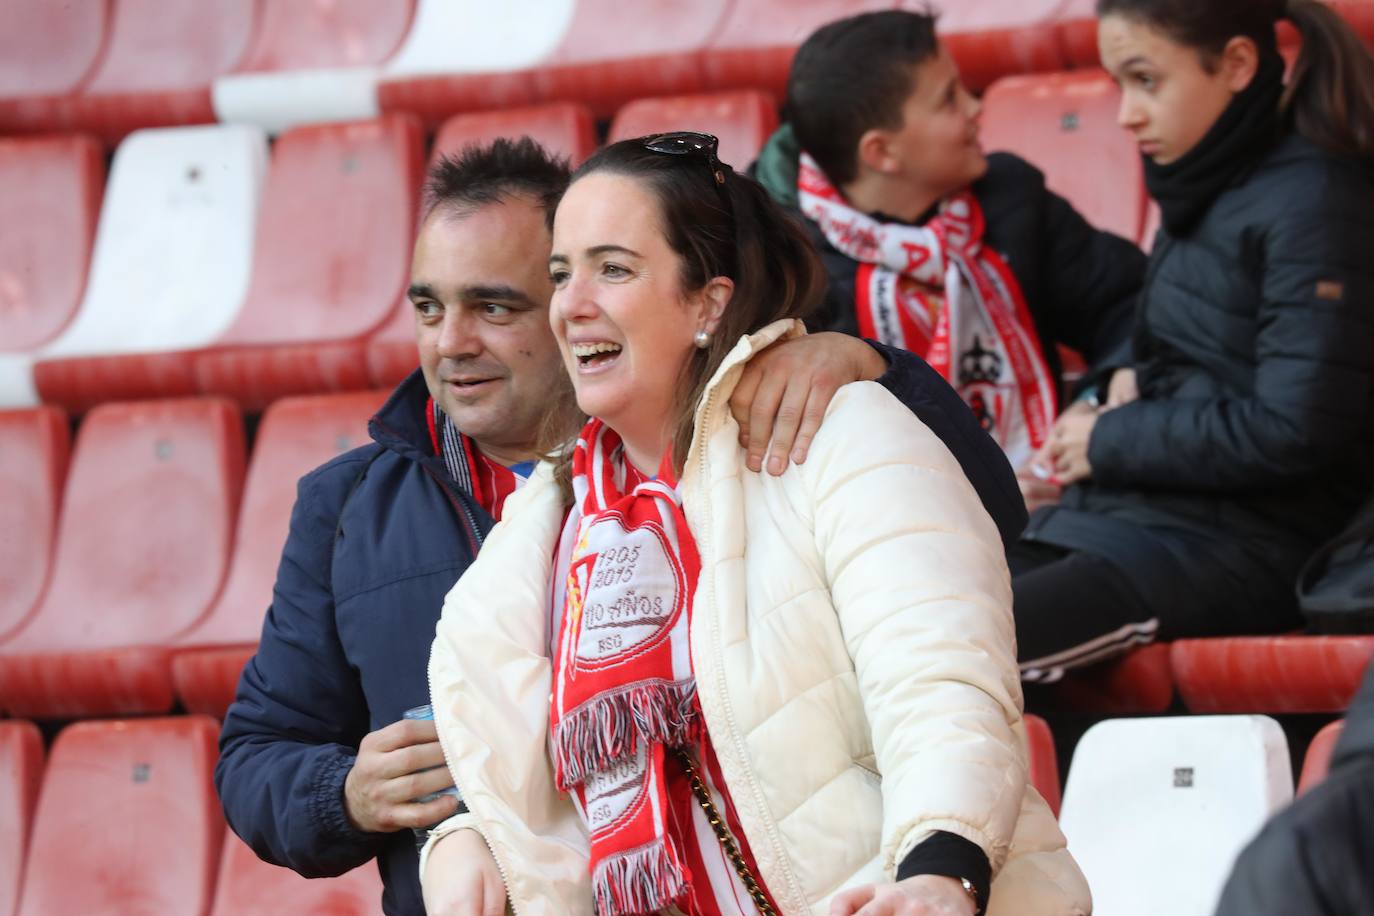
top-left (797, 151), bottom-right (1057, 468)
top-left (552, 419), bottom-right (703, 915)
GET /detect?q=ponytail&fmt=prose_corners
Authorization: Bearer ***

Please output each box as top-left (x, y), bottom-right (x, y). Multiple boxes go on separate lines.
top-left (1283, 0), bottom-right (1374, 159)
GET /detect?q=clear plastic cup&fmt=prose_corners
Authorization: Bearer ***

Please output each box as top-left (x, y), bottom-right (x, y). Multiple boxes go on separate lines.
top-left (402, 704), bottom-right (462, 849)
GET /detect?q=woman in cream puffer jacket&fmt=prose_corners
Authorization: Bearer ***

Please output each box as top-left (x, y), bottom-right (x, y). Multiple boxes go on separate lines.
top-left (422, 136), bottom-right (1090, 916)
top-left (424, 316), bottom-right (1089, 915)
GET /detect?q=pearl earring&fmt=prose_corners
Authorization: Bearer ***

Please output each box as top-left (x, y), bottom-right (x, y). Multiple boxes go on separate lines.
top-left (693, 329), bottom-right (712, 349)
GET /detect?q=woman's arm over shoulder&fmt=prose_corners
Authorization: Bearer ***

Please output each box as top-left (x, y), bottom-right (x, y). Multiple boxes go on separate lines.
top-left (798, 381), bottom-right (1025, 872)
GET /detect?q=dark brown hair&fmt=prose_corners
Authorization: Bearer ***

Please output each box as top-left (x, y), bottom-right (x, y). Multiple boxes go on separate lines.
top-left (540, 138), bottom-right (828, 498)
top-left (422, 136), bottom-right (570, 220)
top-left (785, 9), bottom-right (942, 185)
top-left (1097, 0), bottom-right (1374, 159)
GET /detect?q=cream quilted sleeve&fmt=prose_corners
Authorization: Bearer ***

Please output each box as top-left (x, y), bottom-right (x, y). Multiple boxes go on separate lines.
top-left (801, 380), bottom-right (1026, 873)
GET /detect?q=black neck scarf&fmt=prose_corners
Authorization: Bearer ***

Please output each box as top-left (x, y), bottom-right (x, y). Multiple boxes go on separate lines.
top-left (1144, 50), bottom-right (1286, 237)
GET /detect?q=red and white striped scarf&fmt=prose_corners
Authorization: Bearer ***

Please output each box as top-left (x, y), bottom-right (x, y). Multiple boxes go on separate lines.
top-left (796, 152), bottom-right (1057, 468)
top-left (550, 420), bottom-right (771, 916)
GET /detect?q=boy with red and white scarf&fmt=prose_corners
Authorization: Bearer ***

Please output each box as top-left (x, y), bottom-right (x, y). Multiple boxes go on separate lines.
top-left (754, 9), bottom-right (1144, 479)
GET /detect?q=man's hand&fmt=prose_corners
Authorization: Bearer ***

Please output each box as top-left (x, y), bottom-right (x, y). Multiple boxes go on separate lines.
top-left (422, 828), bottom-right (507, 916)
top-left (344, 718), bottom-right (460, 833)
top-left (1016, 471), bottom-right (1062, 513)
top-left (830, 875), bottom-right (977, 915)
top-left (730, 332), bottom-right (887, 475)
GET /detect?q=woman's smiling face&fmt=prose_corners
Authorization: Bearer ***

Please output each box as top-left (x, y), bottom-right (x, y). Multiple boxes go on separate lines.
top-left (548, 171), bottom-right (727, 466)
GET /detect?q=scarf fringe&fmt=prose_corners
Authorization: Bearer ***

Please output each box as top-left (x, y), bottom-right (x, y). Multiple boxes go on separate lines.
top-left (553, 678), bottom-right (698, 790)
top-left (593, 840), bottom-right (688, 916)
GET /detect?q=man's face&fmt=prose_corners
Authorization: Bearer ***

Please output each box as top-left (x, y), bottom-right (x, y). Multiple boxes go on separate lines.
top-left (410, 197), bottom-right (564, 464)
top-left (881, 46), bottom-right (988, 195)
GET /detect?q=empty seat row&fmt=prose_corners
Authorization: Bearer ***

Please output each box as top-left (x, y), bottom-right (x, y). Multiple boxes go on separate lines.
top-left (0, 394), bottom-right (379, 719)
top-left (0, 716), bottom-right (382, 916)
top-left (11, 0), bottom-right (1373, 142)
top-left (1, 709), bottom-right (1349, 916)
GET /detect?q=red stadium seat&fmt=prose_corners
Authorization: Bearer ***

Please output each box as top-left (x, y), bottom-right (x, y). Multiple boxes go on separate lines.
top-left (980, 70), bottom-right (1147, 243)
top-left (173, 391), bottom-right (386, 718)
top-left (1024, 713), bottom-right (1061, 818)
top-left (702, 0), bottom-right (899, 101)
top-left (0, 0), bottom-right (110, 135)
top-left (1050, 643), bottom-right (1176, 714)
top-left (529, 0), bottom-right (733, 118)
top-left (46, 0), bottom-right (258, 145)
top-left (432, 102), bottom-right (598, 166)
top-left (0, 135), bottom-right (105, 354)
top-left (28, 124), bottom-right (268, 414)
top-left (376, 0), bottom-right (573, 127)
top-left (194, 116), bottom-right (424, 410)
top-left (211, 0), bottom-right (417, 135)
top-left (233, 0), bottom-right (415, 73)
top-left (1054, 0), bottom-right (1100, 70)
top-left (0, 407), bottom-right (69, 648)
top-left (608, 91), bottom-right (780, 170)
top-left (210, 829), bottom-right (384, 916)
top-left (0, 721), bottom-right (43, 916)
top-left (365, 103), bottom-right (598, 389)
top-left (16, 716), bottom-right (222, 916)
top-left (1171, 636), bottom-right (1374, 714)
top-left (0, 399), bottom-right (245, 718)
top-left (1297, 719), bottom-right (1345, 796)
top-left (931, 0), bottom-right (1071, 93)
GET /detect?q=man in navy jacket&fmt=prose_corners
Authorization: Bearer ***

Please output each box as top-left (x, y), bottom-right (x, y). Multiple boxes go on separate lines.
top-left (215, 138), bottom-right (1026, 916)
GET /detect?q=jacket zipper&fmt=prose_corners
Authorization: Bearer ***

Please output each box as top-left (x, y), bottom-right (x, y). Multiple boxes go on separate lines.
top-left (690, 383), bottom-right (808, 912)
top-left (422, 467), bottom-right (521, 909)
top-left (425, 661), bottom-right (524, 916)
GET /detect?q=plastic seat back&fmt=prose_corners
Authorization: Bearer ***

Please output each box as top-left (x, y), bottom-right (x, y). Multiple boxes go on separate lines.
top-left (1298, 719), bottom-right (1346, 795)
top-left (194, 116), bottom-right (423, 409)
top-left (173, 390), bottom-right (385, 716)
top-left (212, 0), bottom-right (417, 135)
top-left (377, 0), bottom-right (574, 123)
top-left (433, 103), bottom-right (598, 166)
top-left (17, 716), bottom-right (222, 916)
top-left (234, 0), bottom-right (415, 73)
top-left (0, 0), bottom-right (110, 133)
top-left (211, 829), bottom-right (384, 916)
top-left (932, 0), bottom-right (1069, 92)
top-left (703, 0), bottom-right (899, 100)
top-left (531, 0), bottom-right (732, 116)
top-left (31, 124), bottom-right (268, 412)
top-left (1171, 636), bottom-right (1374, 714)
top-left (1060, 715), bottom-right (1293, 916)
top-left (980, 70), bottom-right (1147, 243)
top-left (0, 398), bottom-right (245, 717)
top-left (57, 0), bottom-right (257, 142)
top-left (0, 135), bottom-right (105, 354)
top-left (608, 91), bottom-right (779, 169)
top-left (0, 721), bottom-right (43, 916)
top-left (1024, 713), bottom-right (1061, 818)
top-left (0, 407), bottom-right (69, 645)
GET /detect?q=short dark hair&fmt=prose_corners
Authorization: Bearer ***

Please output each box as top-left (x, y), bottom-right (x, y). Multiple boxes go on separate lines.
top-left (423, 137), bottom-right (570, 220)
top-left (785, 9), bottom-right (941, 186)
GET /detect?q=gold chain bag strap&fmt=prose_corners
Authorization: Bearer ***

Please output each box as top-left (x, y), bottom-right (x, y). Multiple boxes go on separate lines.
top-left (672, 748), bottom-right (778, 916)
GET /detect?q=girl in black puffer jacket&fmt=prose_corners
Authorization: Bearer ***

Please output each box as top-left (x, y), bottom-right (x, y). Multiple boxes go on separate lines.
top-left (1015, 0), bottom-right (1374, 682)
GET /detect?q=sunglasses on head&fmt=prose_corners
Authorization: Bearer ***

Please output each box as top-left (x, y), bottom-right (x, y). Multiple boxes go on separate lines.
top-left (640, 131), bottom-right (728, 187)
